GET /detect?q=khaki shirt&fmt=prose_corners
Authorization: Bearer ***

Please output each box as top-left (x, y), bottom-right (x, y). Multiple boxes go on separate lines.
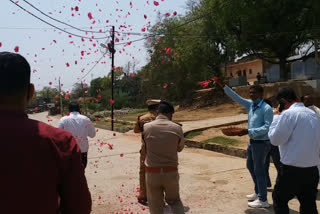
top-left (133, 112), bottom-right (157, 133)
top-left (143, 114), bottom-right (185, 167)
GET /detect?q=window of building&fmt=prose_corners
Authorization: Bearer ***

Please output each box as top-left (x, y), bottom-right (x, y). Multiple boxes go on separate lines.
top-left (249, 69), bottom-right (252, 74)
top-left (243, 69), bottom-right (247, 76)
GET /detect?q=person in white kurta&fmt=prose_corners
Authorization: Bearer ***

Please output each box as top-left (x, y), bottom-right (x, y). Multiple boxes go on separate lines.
top-left (58, 102), bottom-right (96, 168)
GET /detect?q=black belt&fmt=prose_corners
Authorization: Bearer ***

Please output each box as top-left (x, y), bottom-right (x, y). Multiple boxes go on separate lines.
top-left (281, 163), bottom-right (318, 171)
top-left (250, 139), bottom-right (269, 144)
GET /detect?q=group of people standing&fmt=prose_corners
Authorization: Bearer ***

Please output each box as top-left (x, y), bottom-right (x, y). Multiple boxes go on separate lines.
top-left (1, 51), bottom-right (320, 214)
top-left (219, 80), bottom-right (320, 214)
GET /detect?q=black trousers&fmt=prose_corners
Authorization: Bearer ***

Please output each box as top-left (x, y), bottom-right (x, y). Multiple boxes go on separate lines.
top-left (273, 163), bottom-right (319, 214)
top-left (81, 152), bottom-right (88, 168)
top-left (265, 145), bottom-right (281, 186)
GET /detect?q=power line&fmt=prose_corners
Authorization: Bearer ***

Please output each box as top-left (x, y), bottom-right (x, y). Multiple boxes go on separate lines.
top-left (77, 53), bottom-right (107, 82)
top-left (9, 0), bottom-right (110, 40)
top-left (62, 54), bottom-right (107, 89)
top-left (21, 0), bottom-right (111, 34)
top-left (8, 1), bottom-right (320, 41)
top-left (0, 26), bottom-right (108, 30)
top-left (116, 36), bottom-right (152, 45)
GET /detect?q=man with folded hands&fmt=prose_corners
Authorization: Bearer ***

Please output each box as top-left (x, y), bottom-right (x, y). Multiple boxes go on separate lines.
top-left (143, 100), bottom-right (185, 214)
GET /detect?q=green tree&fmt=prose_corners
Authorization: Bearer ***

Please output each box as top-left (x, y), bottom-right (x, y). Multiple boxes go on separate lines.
top-left (37, 87), bottom-right (59, 103)
top-left (71, 82), bottom-right (89, 99)
top-left (204, 0), bottom-right (320, 80)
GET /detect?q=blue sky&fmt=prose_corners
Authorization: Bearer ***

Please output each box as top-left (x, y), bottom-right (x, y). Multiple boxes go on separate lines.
top-left (0, 0), bottom-right (188, 91)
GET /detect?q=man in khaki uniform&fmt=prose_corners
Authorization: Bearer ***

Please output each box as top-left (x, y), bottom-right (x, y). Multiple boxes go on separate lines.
top-left (143, 100), bottom-right (185, 214)
top-left (134, 99), bottom-right (160, 204)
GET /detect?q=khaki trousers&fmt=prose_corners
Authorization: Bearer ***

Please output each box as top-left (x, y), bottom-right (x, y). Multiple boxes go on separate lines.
top-left (146, 171), bottom-right (185, 214)
top-left (139, 147), bottom-right (147, 199)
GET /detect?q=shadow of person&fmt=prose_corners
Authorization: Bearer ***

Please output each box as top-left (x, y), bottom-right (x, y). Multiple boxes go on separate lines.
top-left (245, 206), bottom-right (299, 214)
top-left (163, 205), bottom-right (190, 213)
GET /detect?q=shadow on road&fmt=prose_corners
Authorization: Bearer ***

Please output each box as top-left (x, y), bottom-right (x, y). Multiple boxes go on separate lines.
top-left (163, 205), bottom-right (190, 213)
top-left (245, 207), bottom-right (299, 214)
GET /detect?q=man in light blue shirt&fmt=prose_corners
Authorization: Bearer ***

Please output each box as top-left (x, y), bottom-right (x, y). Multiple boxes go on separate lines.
top-left (219, 81), bottom-right (273, 208)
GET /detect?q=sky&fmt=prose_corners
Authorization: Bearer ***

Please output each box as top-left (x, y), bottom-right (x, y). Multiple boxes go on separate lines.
top-left (0, 0), bottom-right (189, 91)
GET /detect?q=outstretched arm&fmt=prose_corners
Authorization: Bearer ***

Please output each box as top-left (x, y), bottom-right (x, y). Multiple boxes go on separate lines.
top-left (223, 85), bottom-right (251, 111)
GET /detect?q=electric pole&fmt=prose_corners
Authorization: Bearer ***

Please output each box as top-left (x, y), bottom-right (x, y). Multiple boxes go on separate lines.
top-left (100, 26), bottom-right (116, 131)
top-left (110, 26), bottom-right (115, 131)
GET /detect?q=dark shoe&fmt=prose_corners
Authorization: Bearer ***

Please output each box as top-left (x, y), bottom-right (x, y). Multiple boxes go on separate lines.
top-left (138, 198), bottom-right (148, 206)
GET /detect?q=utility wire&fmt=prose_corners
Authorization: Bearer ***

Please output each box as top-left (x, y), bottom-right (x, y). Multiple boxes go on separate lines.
top-left (0, 26), bottom-right (108, 30)
top-left (9, 0), bottom-right (110, 40)
top-left (8, 1), bottom-right (320, 40)
top-left (77, 53), bottom-right (107, 82)
top-left (116, 36), bottom-right (152, 45)
top-left (21, 0), bottom-right (110, 34)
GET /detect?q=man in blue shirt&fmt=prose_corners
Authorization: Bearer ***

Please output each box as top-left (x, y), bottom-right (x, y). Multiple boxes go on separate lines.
top-left (218, 81), bottom-right (273, 208)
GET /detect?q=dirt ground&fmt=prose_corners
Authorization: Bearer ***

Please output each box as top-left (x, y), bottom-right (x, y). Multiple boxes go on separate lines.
top-left (174, 103), bottom-right (246, 122)
top-left (190, 122), bottom-right (250, 149)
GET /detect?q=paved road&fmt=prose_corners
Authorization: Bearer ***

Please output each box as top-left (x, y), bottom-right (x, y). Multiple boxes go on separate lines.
top-left (29, 112), bottom-right (319, 213)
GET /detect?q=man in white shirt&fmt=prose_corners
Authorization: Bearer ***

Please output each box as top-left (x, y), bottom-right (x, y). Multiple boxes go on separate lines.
top-left (301, 94), bottom-right (320, 118)
top-left (58, 102), bottom-right (96, 168)
top-left (268, 88), bottom-right (320, 214)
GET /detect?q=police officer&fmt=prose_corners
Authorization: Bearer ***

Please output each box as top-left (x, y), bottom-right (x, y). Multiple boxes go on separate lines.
top-left (134, 99), bottom-right (160, 205)
top-left (143, 100), bottom-right (185, 214)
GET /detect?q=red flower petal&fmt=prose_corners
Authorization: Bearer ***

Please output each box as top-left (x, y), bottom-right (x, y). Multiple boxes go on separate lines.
top-left (163, 83), bottom-right (168, 88)
top-left (109, 99), bottom-right (115, 105)
top-left (14, 46), bottom-right (19, 52)
top-left (173, 11), bottom-right (177, 16)
top-left (75, 6), bottom-right (79, 11)
top-left (153, 1), bottom-right (159, 6)
top-left (88, 12), bottom-right (93, 20)
top-left (49, 82), bottom-right (52, 85)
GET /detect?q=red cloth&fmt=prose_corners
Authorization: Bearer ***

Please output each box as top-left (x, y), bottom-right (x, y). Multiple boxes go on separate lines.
top-left (0, 111), bottom-right (92, 214)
